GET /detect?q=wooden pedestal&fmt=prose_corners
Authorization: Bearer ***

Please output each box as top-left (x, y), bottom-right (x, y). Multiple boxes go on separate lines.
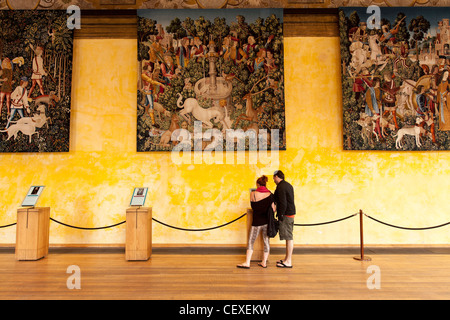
top-left (15, 207), bottom-right (50, 261)
top-left (246, 208), bottom-right (264, 261)
top-left (126, 207), bottom-right (152, 261)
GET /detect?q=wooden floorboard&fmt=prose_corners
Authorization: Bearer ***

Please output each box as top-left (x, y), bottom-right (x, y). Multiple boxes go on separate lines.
top-left (0, 248), bottom-right (449, 300)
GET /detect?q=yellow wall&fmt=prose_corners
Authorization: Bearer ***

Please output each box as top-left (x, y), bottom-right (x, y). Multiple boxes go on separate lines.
top-left (1, 37), bottom-right (449, 246)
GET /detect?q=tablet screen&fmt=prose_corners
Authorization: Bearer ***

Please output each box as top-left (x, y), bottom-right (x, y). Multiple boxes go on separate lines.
top-left (130, 187), bottom-right (148, 207)
top-left (22, 186), bottom-right (45, 207)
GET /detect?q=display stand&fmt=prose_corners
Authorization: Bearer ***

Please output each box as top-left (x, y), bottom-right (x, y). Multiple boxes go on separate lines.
top-left (15, 207), bottom-right (50, 261)
top-left (246, 208), bottom-right (264, 261)
top-left (126, 207), bottom-right (152, 261)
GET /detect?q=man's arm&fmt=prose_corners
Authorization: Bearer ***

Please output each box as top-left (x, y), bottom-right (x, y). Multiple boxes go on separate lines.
top-left (276, 184), bottom-right (287, 218)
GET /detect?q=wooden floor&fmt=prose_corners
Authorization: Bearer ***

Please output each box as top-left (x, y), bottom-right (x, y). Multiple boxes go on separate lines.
top-left (1, 247), bottom-right (450, 300)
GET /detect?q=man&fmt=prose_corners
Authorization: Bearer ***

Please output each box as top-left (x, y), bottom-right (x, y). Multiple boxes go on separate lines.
top-left (381, 71), bottom-right (400, 129)
top-left (191, 37), bottom-right (206, 62)
top-left (364, 77), bottom-right (383, 138)
top-left (348, 22), bottom-right (368, 44)
top-left (149, 35), bottom-right (165, 65)
top-left (6, 77), bottom-right (30, 129)
top-left (0, 57), bottom-right (13, 115)
top-left (224, 37), bottom-right (247, 65)
top-left (141, 64), bottom-right (165, 127)
top-left (273, 170), bottom-right (295, 268)
top-left (29, 45), bottom-right (47, 97)
top-left (176, 37), bottom-right (190, 69)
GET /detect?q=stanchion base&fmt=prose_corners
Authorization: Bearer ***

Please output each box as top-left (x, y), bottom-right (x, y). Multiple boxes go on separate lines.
top-left (353, 256), bottom-right (372, 261)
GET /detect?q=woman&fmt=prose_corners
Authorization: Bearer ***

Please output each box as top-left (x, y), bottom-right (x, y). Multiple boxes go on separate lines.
top-left (237, 176), bottom-right (276, 269)
top-left (437, 70), bottom-right (450, 131)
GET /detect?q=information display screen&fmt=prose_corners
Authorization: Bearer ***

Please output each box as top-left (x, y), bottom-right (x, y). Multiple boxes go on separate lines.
top-left (130, 187), bottom-right (148, 207)
top-left (22, 186), bottom-right (45, 207)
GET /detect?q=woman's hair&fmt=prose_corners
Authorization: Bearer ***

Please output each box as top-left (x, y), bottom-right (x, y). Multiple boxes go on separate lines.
top-left (256, 175), bottom-right (268, 186)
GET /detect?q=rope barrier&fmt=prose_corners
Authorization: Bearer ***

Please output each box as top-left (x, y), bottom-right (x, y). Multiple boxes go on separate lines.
top-left (0, 222), bottom-right (16, 229)
top-left (294, 213), bottom-right (358, 226)
top-left (151, 213), bottom-right (247, 232)
top-left (1, 213), bottom-right (248, 232)
top-left (364, 214), bottom-right (450, 231)
top-left (50, 217), bottom-right (126, 230)
top-left (0, 213), bottom-right (358, 230)
top-left (2, 211), bottom-right (449, 233)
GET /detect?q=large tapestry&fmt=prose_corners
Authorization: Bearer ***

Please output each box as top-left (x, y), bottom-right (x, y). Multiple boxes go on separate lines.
top-left (0, 10), bottom-right (73, 152)
top-left (340, 7), bottom-right (450, 150)
top-left (137, 9), bottom-right (285, 152)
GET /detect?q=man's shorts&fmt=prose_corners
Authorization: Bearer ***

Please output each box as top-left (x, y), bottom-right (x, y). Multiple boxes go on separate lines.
top-left (279, 216), bottom-right (294, 241)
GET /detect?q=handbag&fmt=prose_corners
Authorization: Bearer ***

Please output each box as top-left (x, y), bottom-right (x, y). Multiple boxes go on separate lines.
top-left (267, 206), bottom-right (279, 238)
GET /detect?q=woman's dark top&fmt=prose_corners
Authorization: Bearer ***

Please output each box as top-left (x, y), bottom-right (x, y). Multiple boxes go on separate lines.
top-left (250, 193), bottom-right (274, 226)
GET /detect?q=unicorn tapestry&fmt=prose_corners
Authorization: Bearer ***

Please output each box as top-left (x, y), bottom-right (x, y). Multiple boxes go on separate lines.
top-left (137, 9), bottom-right (285, 152)
top-left (0, 10), bottom-right (73, 152)
top-left (340, 7), bottom-right (450, 151)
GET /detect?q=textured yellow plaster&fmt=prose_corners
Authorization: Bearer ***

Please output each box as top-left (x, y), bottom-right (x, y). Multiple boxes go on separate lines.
top-left (0, 37), bottom-right (449, 246)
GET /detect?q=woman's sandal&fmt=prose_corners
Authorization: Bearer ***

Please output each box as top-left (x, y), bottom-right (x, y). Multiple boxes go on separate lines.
top-left (258, 263), bottom-right (267, 268)
top-left (276, 261), bottom-right (293, 268)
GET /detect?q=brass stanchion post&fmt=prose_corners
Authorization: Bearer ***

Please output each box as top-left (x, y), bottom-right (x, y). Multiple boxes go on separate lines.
top-left (353, 209), bottom-right (371, 261)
